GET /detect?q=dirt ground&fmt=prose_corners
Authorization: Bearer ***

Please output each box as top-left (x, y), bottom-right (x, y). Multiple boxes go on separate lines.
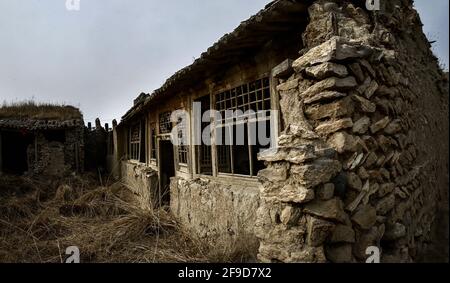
top-left (0, 173), bottom-right (224, 263)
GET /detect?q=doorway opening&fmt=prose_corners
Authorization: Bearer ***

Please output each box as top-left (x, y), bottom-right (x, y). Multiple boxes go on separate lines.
top-left (1, 130), bottom-right (34, 175)
top-left (159, 139), bottom-right (175, 205)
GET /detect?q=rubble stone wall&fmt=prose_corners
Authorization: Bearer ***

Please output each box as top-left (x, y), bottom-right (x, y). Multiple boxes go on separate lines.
top-left (27, 127), bottom-right (84, 176)
top-left (65, 126), bottom-right (85, 173)
top-left (256, 0), bottom-right (448, 263)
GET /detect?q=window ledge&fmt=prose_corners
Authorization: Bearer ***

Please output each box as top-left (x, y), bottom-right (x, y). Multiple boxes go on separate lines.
top-left (126, 160), bottom-right (146, 166)
top-left (194, 173), bottom-right (260, 188)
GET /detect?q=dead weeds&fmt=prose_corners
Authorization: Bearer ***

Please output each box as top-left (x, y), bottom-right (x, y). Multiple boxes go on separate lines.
top-left (0, 174), bottom-right (210, 263)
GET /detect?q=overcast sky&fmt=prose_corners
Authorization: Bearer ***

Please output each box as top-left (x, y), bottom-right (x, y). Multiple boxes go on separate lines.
top-left (0, 0), bottom-right (448, 125)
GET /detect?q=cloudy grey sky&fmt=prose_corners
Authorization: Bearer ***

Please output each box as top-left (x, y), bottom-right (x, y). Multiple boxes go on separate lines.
top-left (0, 0), bottom-right (448, 125)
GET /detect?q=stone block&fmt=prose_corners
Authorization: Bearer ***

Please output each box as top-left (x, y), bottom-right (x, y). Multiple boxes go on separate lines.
top-left (352, 116), bottom-right (371, 134)
top-left (305, 62), bottom-right (349, 79)
top-left (305, 97), bottom-right (354, 120)
top-left (353, 95), bottom-right (376, 113)
top-left (307, 216), bottom-right (335, 247)
top-left (351, 205), bottom-right (377, 230)
top-left (292, 36), bottom-right (374, 72)
top-left (290, 159), bottom-right (342, 188)
top-left (304, 91), bottom-right (347, 105)
top-left (316, 119), bottom-right (354, 136)
top-left (370, 116), bottom-right (391, 134)
top-left (317, 183), bottom-right (335, 200)
top-left (326, 244), bottom-right (353, 263)
top-left (302, 77), bottom-right (357, 98)
top-left (304, 198), bottom-right (347, 223)
top-left (329, 224), bottom-right (356, 243)
top-left (327, 131), bottom-right (357, 153)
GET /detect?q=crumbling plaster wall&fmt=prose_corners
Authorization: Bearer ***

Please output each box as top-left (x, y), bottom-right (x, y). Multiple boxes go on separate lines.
top-left (171, 177), bottom-right (260, 253)
top-left (121, 161), bottom-right (159, 210)
top-left (256, 0), bottom-right (448, 263)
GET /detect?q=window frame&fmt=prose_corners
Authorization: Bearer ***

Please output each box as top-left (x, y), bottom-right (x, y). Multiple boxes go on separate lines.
top-left (192, 95), bottom-right (213, 176)
top-left (149, 124), bottom-right (158, 163)
top-left (128, 122), bottom-right (141, 161)
top-left (174, 109), bottom-right (189, 167)
top-left (159, 111), bottom-right (173, 134)
top-left (212, 77), bottom-right (272, 178)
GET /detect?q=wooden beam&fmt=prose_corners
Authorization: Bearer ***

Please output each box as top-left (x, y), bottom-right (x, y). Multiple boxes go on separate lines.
top-left (272, 59), bottom-right (294, 79)
top-left (209, 83), bottom-right (218, 178)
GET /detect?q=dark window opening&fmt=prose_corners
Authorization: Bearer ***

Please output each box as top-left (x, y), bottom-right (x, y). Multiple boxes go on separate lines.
top-left (43, 130), bottom-right (66, 143)
top-left (214, 77), bottom-right (271, 177)
top-left (251, 120), bottom-right (271, 174)
top-left (216, 125), bottom-right (232, 174)
top-left (217, 122), bottom-right (267, 176)
top-left (195, 95), bottom-right (213, 175)
top-left (139, 121), bottom-right (146, 163)
top-left (150, 126), bottom-right (157, 161)
top-left (232, 123), bottom-right (250, 175)
top-left (159, 140), bottom-right (174, 206)
top-left (1, 130), bottom-right (34, 175)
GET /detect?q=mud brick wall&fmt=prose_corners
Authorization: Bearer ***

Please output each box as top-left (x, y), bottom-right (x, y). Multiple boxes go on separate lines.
top-left (256, 0), bottom-right (448, 263)
top-left (121, 161), bottom-right (159, 210)
top-left (171, 177), bottom-right (260, 252)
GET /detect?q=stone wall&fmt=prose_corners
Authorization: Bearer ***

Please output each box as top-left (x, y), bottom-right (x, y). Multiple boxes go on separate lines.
top-left (27, 127), bottom-right (84, 176)
top-left (256, 0), bottom-right (448, 263)
top-left (28, 133), bottom-right (67, 176)
top-left (171, 177), bottom-right (260, 254)
top-left (121, 161), bottom-right (159, 210)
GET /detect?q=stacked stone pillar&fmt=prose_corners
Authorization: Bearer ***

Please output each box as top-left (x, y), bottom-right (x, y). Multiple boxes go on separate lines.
top-left (255, 0), bottom-right (448, 263)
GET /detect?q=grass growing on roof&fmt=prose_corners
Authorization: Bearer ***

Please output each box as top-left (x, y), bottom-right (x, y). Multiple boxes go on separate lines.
top-left (0, 100), bottom-right (82, 120)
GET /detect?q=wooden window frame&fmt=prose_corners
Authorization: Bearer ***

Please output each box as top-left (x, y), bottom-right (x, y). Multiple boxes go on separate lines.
top-left (149, 124), bottom-right (158, 163)
top-left (212, 76), bottom-right (273, 178)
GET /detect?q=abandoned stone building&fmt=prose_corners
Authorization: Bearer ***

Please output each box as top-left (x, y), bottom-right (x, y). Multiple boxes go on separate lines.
top-left (0, 105), bottom-right (84, 176)
top-left (112, 0), bottom-right (449, 263)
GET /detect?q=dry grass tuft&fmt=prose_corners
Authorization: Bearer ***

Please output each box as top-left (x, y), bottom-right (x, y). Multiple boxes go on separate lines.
top-left (0, 174), bottom-right (259, 263)
top-left (0, 174), bottom-right (209, 263)
top-left (0, 100), bottom-right (82, 120)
